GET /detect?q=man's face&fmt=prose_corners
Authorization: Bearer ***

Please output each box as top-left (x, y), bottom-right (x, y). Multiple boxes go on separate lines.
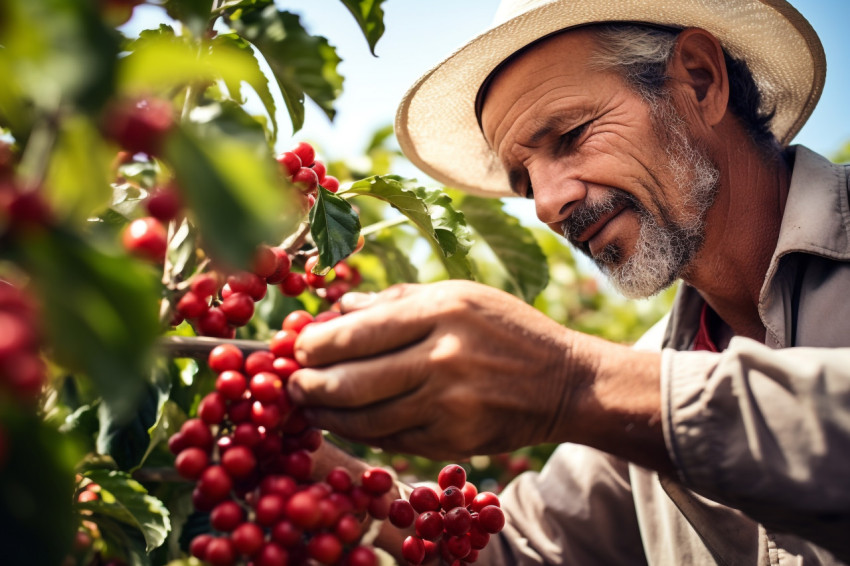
top-left (480, 29), bottom-right (719, 298)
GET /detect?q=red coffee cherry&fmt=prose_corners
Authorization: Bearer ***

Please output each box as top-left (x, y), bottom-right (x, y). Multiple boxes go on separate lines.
top-left (189, 533), bottom-right (214, 560)
top-left (122, 217), bottom-right (167, 262)
top-left (204, 536), bottom-right (237, 566)
top-left (402, 535), bottom-right (426, 565)
top-left (438, 464), bottom-right (467, 490)
top-left (215, 370), bottom-right (247, 401)
top-left (361, 468), bottom-right (393, 496)
top-left (103, 97), bottom-right (174, 156)
top-left (269, 329), bottom-right (297, 359)
top-left (440, 486), bottom-right (465, 511)
top-left (444, 506), bottom-right (472, 536)
top-left (292, 167), bottom-right (319, 193)
top-left (277, 151), bottom-right (302, 177)
top-left (190, 273), bottom-right (219, 298)
top-left (198, 466), bottom-right (233, 502)
top-left (210, 501), bottom-right (244, 532)
top-left (175, 447), bottom-right (209, 480)
top-left (279, 272), bottom-right (307, 297)
top-left (470, 491), bottom-right (500, 513)
top-left (221, 445), bottom-right (257, 479)
top-left (249, 372), bottom-right (283, 403)
top-left (270, 519), bottom-right (302, 548)
top-left (388, 498), bottom-right (415, 529)
top-left (321, 175), bottom-right (340, 193)
top-left (146, 186), bottom-right (181, 222)
top-left (180, 418), bottom-right (214, 451)
top-left (176, 291), bottom-right (209, 320)
top-left (265, 248), bottom-right (292, 284)
top-left (325, 467), bottom-right (353, 493)
top-left (286, 490), bottom-right (322, 530)
top-left (230, 521), bottom-right (264, 556)
top-left (409, 485), bottom-right (441, 513)
top-left (292, 142), bottom-right (315, 167)
top-left (415, 511), bottom-right (444, 541)
top-left (461, 481), bottom-right (478, 505)
top-left (255, 493), bottom-right (286, 526)
top-left (244, 350), bottom-right (275, 376)
top-left (308, 532), bottom-right (343, 564)
top-left (446, 534), bottom-right (472, 560)
top-left (221, 292), bottom-right (254, 326)
top-left (198, 392), bottom-right (226, 425)
top-left (310, 160), bottom-right (327, 184)
top-left (208, 344), bottom-right (244, 373)
top-left (477, 504), bottom-right (505, 534)
top-left (282, 309), bottom-right (314, 334)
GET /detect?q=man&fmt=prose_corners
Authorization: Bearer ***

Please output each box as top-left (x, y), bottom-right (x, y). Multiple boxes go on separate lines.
top-left (287, 0), bottom-right (850, 563)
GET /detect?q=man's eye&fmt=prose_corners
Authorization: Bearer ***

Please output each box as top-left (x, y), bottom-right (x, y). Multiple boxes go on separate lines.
top-left (558, 122), bottom-right (589, 152)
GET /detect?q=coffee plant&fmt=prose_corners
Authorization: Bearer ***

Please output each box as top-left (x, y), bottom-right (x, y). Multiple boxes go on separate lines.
top-left (0, 0), bottom-right (672, 564)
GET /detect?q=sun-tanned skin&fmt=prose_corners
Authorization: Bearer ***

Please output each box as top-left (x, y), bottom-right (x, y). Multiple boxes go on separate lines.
top-left (285, 28), bottom-right (794, 548)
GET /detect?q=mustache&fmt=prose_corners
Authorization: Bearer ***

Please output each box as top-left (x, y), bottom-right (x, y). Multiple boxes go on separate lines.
top-left (560, 190), bottom-right (637, 242)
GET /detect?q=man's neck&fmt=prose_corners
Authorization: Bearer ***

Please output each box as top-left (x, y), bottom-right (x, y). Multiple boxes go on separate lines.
top-left (684, 144), bottom-right (792, 342)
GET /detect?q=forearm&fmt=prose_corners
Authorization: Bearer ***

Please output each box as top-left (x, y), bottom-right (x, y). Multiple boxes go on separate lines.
top-left (557, 332), bottom-right (674, 474)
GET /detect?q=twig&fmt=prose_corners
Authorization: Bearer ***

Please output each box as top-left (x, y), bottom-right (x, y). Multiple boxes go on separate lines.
top-left (158, 335), bottom-right (268, 359)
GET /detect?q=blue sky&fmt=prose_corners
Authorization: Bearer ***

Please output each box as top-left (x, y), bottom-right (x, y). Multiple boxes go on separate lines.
top-left (131, 1), bottom-right (850, 164)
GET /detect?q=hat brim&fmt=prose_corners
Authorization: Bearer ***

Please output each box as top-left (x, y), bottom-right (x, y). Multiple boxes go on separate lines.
top-left (395, 0), bottom-right (825, 198)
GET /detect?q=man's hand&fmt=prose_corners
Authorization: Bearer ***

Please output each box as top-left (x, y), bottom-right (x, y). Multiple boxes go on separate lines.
top-left (286, 281), bottom-right (580, 460)
top-left (287, 280), bottom-right (672, 473)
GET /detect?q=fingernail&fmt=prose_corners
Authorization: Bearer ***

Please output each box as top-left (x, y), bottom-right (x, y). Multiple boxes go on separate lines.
top-left (339, 291), bottom-right (376, 312)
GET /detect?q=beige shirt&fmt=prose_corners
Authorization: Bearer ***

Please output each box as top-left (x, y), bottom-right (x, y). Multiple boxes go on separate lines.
top-left (484, 147), bottom-right (850, 565)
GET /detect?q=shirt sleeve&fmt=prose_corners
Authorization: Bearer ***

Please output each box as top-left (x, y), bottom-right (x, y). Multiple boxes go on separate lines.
top-left (662, 337), bottom-right (850, 562)
top-left (477, 442), bottom-right (647, 565)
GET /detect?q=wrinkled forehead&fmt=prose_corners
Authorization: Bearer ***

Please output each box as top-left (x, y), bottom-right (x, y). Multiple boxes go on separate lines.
top-left (475, 26), bottom-right (602, 129)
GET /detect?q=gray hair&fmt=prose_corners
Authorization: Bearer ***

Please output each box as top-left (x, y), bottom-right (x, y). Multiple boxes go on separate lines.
top-left (589, 24), bottom-right (779, 153)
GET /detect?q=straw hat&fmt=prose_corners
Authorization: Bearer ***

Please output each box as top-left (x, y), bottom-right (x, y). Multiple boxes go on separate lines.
top-left (395, 0), bottom-right (825, 197)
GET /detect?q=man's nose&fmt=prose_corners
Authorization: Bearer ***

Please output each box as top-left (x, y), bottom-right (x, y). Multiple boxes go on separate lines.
top-left (530, 163), bottom-right (587, 225)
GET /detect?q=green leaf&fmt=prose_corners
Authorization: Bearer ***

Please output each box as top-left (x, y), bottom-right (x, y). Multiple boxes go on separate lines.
top-left (211, 32), bottom-right (279, 141)
top-left (44, 115), bottom-right (114, 224)
top-left (14, 229), bottom-right (160, 421)
top-left (97, 366), bottom-right (172, 472)
top-left (339, 0), bottom-right (387, 55)
top-left (454, 192), bottom-right (549, 303)
top-left (163, 0), bottom-right (214, 38)
top-left (365, 232), bottom-right (419, 284)
top-left (0, 404), bottom-right (80, 566)
top-left (310, 187), bottom-right (361, 274)
top-left (164, 101), bottom-right (300, 270)
top-left (0, 0), bottom-right (119, 118)
top-left (79, 470), bottom-right (171, 553)
top-left (227, 6), bottom-right (344, 132)
top-left (344, 175), bottom-right (474, 279)
top-left (120, 27), bottom-right (280, 139)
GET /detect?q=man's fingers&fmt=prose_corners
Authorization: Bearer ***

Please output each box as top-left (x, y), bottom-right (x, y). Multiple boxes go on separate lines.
top-left (287, 349), bottom-right (427, 409)
top-left (299, 396), bottom-right (431, 444)
top-left (294, 286), bottom-right (432, 368)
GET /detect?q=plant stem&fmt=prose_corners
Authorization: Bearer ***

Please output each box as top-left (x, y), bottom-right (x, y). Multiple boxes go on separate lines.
top-left (360, 215), bottom-right (409, 236)
top-left (158, 335), bottom-right (268, 359)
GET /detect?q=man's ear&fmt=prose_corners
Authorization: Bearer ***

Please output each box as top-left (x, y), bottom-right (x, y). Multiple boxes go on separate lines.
top-left (667, 28), bottom-right (729, 128)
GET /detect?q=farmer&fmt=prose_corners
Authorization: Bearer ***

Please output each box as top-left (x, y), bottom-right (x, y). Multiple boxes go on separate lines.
top-left (288, 0), bottom-right (850, 563)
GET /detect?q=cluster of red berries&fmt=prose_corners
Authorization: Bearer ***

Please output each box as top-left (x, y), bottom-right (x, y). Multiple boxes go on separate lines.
top-left (171, 249), bottom-right (362, 338)
top-left (390, 465), bottom-right (504, 565)
top-left (276, 142), bottom-right (340, 210)
top-left (169, 313), bottom-right (391, 565)
top-left (0, 282), bottom-right (46, 402)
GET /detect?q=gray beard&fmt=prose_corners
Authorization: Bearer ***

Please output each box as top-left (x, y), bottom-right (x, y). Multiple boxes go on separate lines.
top-left (562, 96), bottom-right (720, 299)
